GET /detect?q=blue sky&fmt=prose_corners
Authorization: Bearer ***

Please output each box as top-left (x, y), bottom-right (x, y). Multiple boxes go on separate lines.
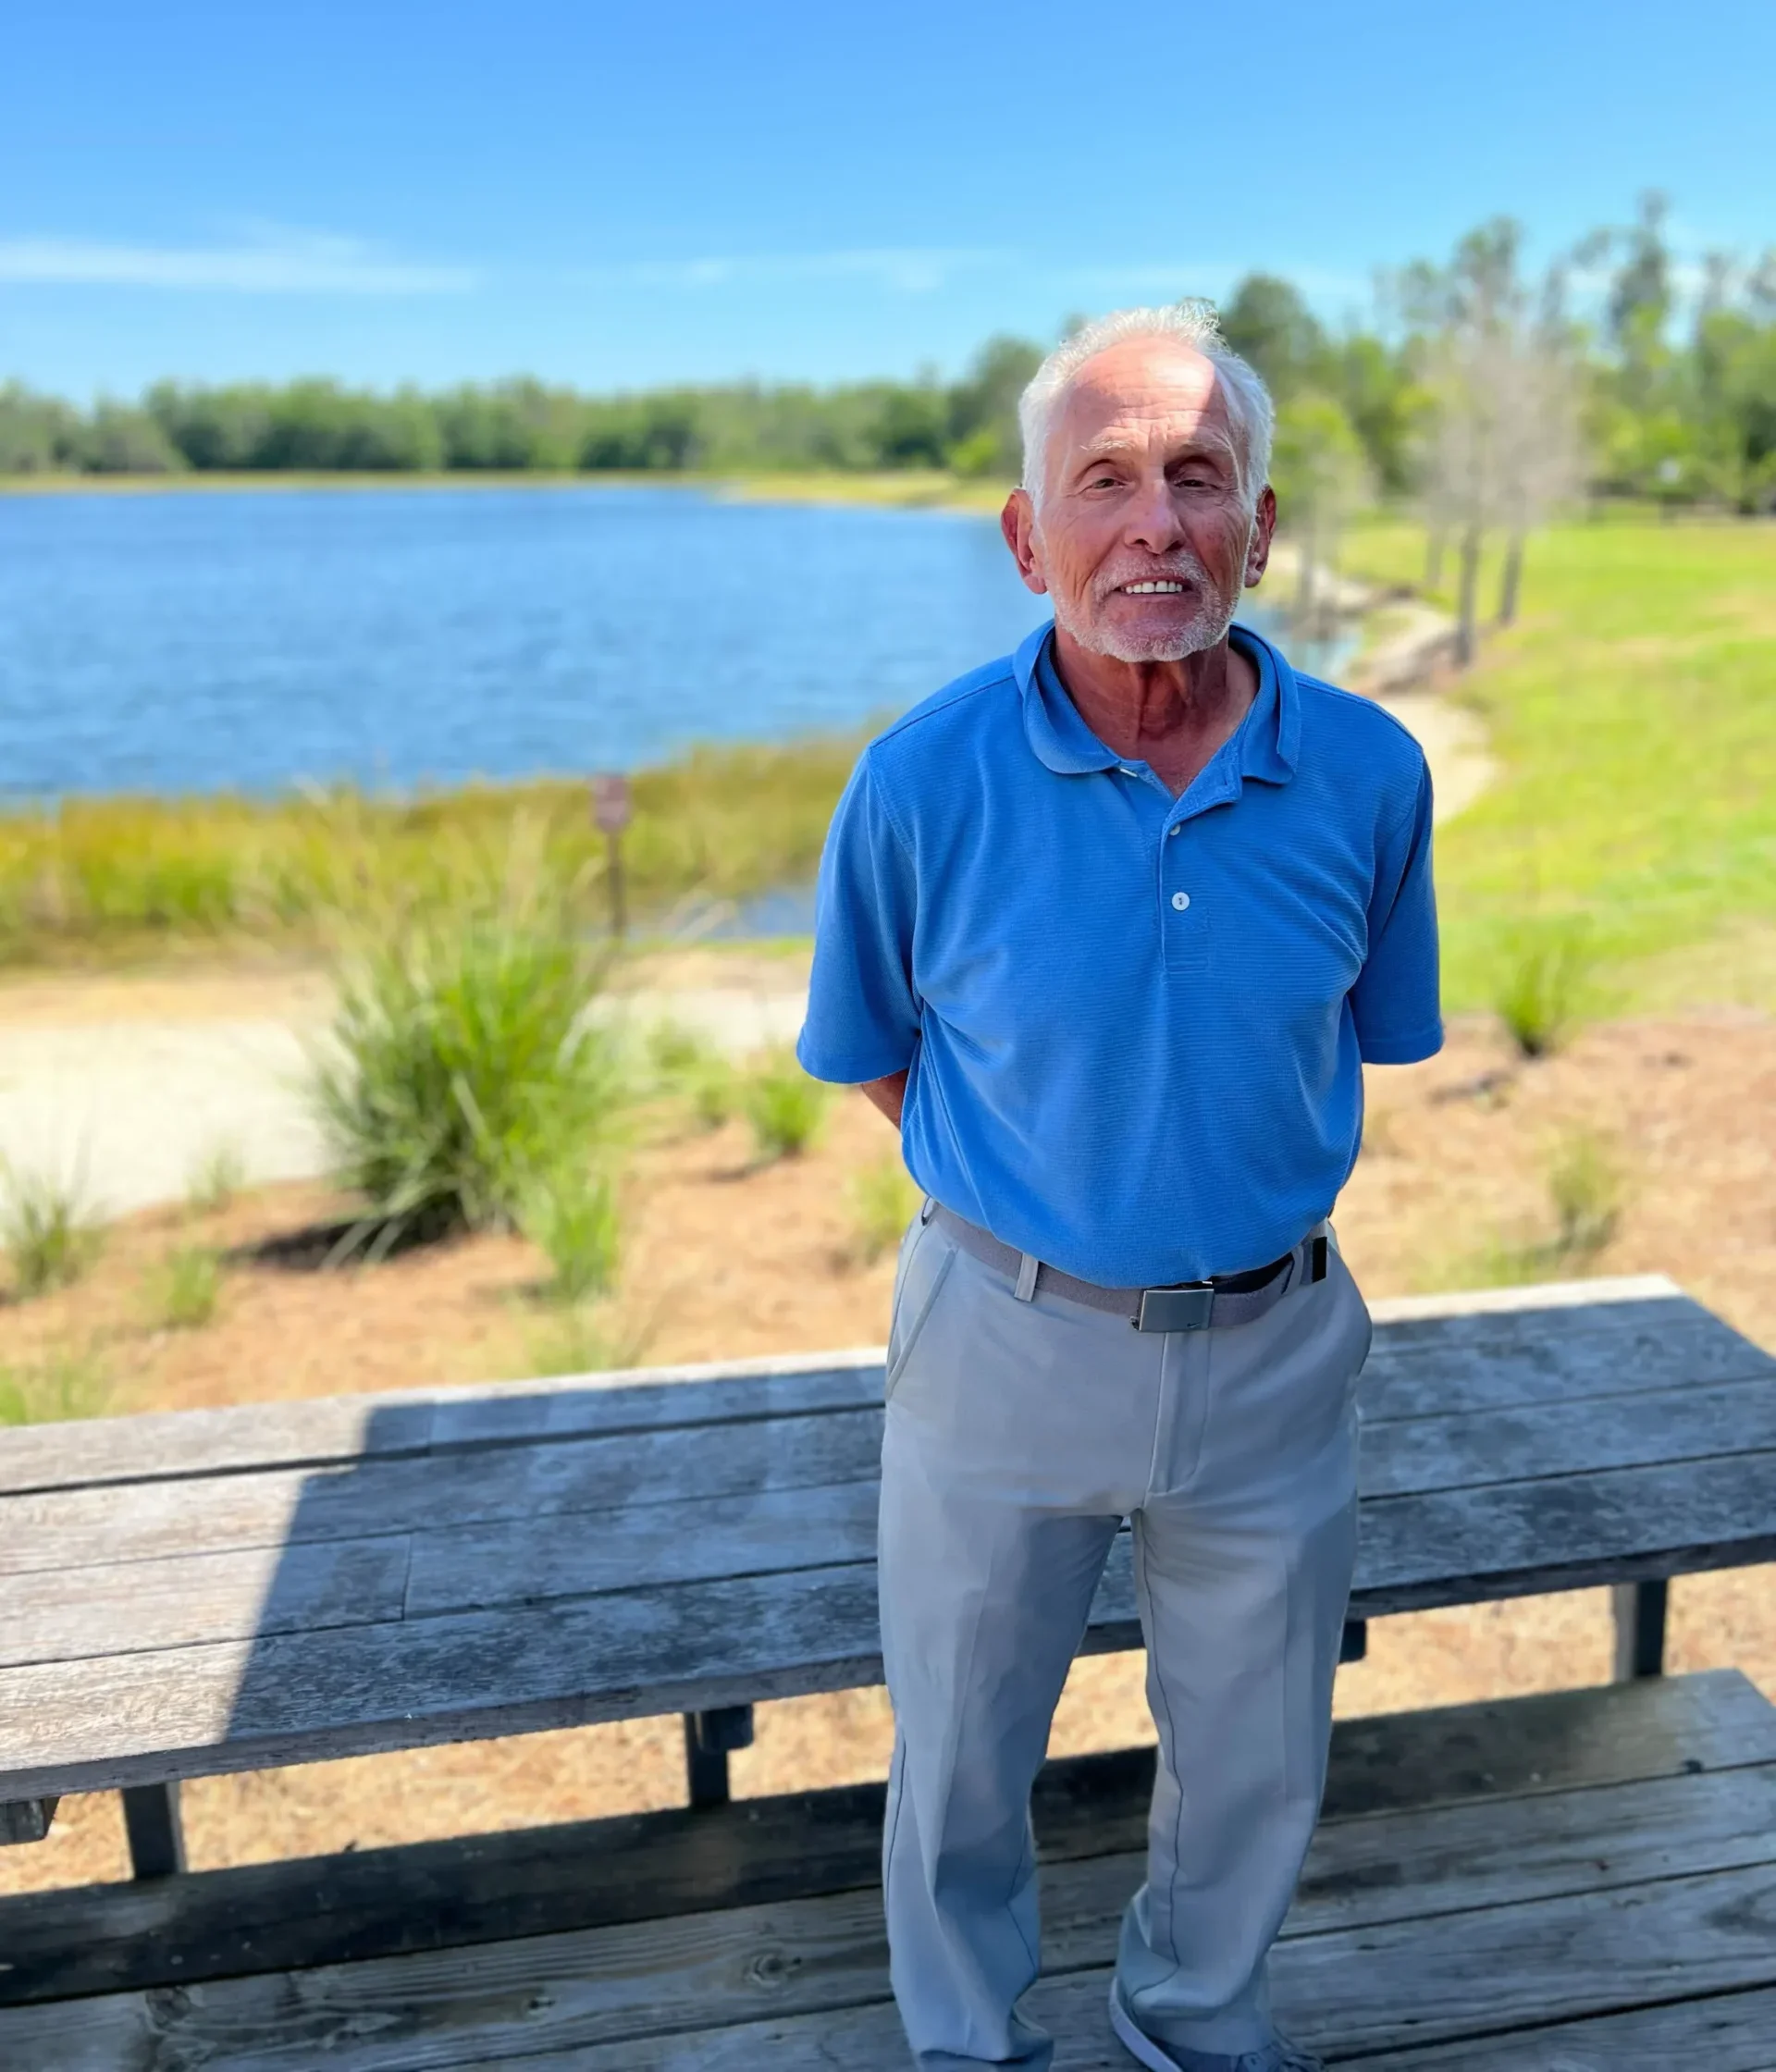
top-left (4, 0), bottom-right (1771, 401)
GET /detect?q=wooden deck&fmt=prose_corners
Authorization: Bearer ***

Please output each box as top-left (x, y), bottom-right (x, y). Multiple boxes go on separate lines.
top-left (5, 1670), bottom-right (1776, 2067)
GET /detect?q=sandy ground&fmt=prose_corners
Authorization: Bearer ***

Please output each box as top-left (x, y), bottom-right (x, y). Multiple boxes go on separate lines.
top-left (1, 1005), bottom-right (1771, 1897)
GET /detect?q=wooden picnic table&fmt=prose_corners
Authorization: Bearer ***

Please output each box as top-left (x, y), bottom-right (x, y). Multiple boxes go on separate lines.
top-left (2, 1270), bottom-right (1772, 1880)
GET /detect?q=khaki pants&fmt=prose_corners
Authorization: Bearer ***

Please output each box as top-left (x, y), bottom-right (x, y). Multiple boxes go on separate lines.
top-left (878, 1214), bottom-right (1370, 2068)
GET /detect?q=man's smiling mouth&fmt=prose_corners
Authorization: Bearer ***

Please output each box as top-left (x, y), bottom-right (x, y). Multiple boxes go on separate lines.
top-left (1119, 580), bottom-right (1189, 595)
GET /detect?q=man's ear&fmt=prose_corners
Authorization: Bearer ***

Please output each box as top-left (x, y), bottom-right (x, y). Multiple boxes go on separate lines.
top-left (1243, 484), bottom-right (1277, 588)
top-left (1001, 488), bottom-right (1049, 597)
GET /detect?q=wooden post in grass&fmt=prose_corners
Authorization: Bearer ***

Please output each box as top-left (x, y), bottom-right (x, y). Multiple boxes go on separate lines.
top-left (590, 774), bottom-right (633, 941)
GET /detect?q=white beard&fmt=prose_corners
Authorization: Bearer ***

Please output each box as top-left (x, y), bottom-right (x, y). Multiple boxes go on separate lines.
top-left (1051, 578), bottom-right (1240, 662)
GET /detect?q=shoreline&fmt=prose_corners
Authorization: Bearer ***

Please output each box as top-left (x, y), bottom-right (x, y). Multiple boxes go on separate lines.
top-left (0, 467), bottom-right (1009, 513)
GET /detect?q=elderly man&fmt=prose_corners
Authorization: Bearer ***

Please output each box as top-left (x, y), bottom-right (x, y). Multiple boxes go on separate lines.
top-left (796, 302), bottom-right (1441, 2072)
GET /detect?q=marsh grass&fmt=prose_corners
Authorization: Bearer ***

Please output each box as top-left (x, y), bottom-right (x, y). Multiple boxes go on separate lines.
top-left (845, 1155), bottom-right (919, 1265)
top-left (742, 1050), bottom-right (831, 1162)
top-left (147, 1245), bottom-right (223, 1329)
top-left (0, 730), bottom-right (866, 965)
top-left (0, 1349), bottom-right (110, 1425)
top-left (1, 1165), bottom-right (104, 1299)
top-left (310, 823), bottom-right (631, 1253)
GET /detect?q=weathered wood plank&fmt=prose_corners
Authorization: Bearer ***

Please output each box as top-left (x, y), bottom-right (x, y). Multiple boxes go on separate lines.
top-left (6, 1671), bottom-right (1765, 2008)
top-left (0, 1353), bottom-right (886, 1498)
top-left (1350, 1447), bottom-right (1776, 1613)
top-left (6, 1429), bottom-right (1776, 1800)
top-left (501, 1971), bottom-right (1776, 2071)
top-left (1361, 1375), bottom-right (1776, 1498)
top-left (10, 1770), bottom-right (1776, 2069)
top-left (403, 1479), bottom-right (879, 1619)
top-left (0, 1407), bottom-right (883, 1576)
top-left (0, 1537), bottom-right (413, 1671)
top-left (1360, 1314), bottom-right (1774, 1424)
top-left (1364, 1274), bottom-right (1686, 1336)
top-left (1345, 1983), bottom-right (1776, 2070)
top-left (9, 1365), bottom-right (1769, 1657)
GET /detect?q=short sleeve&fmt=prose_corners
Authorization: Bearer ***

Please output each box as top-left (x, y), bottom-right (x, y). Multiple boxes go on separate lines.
top-left (1350, 760), bottom-right (1443, 1065)
top-left (796, 751), bottom-right (922, 1085)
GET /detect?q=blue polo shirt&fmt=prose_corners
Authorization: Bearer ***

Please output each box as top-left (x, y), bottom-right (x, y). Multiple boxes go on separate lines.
top-left (796, 621), bottom-right (1442, 1286)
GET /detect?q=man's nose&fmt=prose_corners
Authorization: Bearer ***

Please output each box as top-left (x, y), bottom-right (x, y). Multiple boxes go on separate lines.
top-left (1123, 475), bottom-right (1187, 552)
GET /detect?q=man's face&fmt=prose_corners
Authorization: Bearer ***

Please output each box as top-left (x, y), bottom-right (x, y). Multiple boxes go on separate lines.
top-left (1006, 338), bottom-right (1273, 662)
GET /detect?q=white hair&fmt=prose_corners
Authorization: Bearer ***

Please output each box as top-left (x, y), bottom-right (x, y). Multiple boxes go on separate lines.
top-left (1018, 300), bottom-right (1275, 512)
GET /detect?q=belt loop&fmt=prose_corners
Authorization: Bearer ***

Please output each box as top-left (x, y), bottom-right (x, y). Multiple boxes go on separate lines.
top-left (919, 1195), bottom-right (937, 1225)
top-left (1014, 1252), bottom-right (1040, 1302)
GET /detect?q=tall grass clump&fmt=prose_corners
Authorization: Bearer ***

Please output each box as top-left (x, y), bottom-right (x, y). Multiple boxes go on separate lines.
top-left (147, 1245), bottom-right (223, 1329)
top-left (645, 1019), bottom-right (737, 1131)
top-left (522, 1164), bottom-right (622, 1304)
top-left (310, 826), bottom-right (629, 1252)
top-left (1546, 1127), bottom-right (1624, 1258)
top-left (0, 1350), bottom-right (110, 1425)
top-left (186, 1139), bottom-right (247, 1216)
top-left (1493, 916), bottom-right (1599, 1059)
top-left (845, 1155), bottom-right (919, 1264)
top-left (742, 1050), bottom-right (831, 1162)
top-left (1, 1165), bottom-right (104, 1298)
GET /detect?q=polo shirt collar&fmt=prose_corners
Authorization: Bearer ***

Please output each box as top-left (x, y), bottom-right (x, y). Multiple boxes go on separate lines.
top-left (1015, 618), bottom-right (1301, 785)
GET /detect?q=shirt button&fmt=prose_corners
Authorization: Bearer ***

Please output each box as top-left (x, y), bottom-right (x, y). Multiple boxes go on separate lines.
top-left (1172, 891), bottom-right (1191, 911)
top-left (1167, 825), bottom-right (1181, 838)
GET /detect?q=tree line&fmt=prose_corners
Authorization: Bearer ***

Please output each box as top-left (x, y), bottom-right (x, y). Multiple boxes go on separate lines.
top-left (4, 197), bottom-right (1771, 557)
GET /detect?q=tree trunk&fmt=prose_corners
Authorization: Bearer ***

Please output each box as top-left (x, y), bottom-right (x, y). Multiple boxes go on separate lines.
top-left (1455, 523), bottom-right (1483, 668)
top-left (1497, 531), bottom-right (1524, 625)
top-left (1424, 524), bottom-right (1447, 591)
top-left (1295, 512), bottom-right (1318, 629)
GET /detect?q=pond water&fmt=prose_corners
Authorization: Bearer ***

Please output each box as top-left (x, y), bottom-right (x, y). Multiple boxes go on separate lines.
top-left (0, 484), bottom-right (1346, 801)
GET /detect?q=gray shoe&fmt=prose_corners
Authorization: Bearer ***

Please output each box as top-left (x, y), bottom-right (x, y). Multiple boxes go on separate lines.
top-left (1108, 1979), bottom-right (1325, 2072)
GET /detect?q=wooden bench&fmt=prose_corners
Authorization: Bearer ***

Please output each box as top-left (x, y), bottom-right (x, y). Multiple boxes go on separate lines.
top-left (3, 1271), bottom-right (1774, 2064)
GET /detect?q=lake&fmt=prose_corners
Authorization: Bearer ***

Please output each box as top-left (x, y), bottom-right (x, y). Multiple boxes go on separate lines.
top-left (0, 484), bottom-right (1330, 801)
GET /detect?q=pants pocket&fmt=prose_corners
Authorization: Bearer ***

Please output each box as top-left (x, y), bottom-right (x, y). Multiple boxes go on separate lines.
top-left (884, 1224), bottom-right (957, 1400)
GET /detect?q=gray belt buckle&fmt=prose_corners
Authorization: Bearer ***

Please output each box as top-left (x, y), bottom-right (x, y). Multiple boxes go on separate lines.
top-left (1135, 1283), bottom-right (1215, 1333)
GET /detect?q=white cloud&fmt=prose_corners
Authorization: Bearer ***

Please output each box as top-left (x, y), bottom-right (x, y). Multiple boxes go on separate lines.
top-left (0, 228), bottom-right (478, 294)
top-left (584, 247), bottom-right (1012, 295)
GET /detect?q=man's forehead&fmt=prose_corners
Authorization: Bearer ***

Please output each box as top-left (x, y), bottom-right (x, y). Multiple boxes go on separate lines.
top-left (1054, 339), bottom-right (1233, 450)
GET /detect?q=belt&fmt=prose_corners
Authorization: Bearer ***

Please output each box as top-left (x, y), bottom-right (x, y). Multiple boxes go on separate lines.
top-left (929, 1205), bottom-right (1329, 1333)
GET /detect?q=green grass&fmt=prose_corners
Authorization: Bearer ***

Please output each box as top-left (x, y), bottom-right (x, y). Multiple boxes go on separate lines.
top-left (1427, 1127), bottom-right (1628, 1292)
top-left (1342, 513), bottom-right (1776, 1014)
top-left (185, 1139), bottom-right (247, 1215)
top-left (741, 1050), bottom-right (832, 1162)
top-left (845, 1155), bottom-right (919, 1264)
top-left (146, 1245), bottom-right (223, 1329)
top-left (1, 1166), bottom-right (104, 1298)
top-left (521, 1164), bottom-right (622, 1304)
top-left (0, 1350), bottom-right (110, 1425)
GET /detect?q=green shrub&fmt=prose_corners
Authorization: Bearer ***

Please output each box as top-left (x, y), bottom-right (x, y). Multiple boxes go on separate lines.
top-left (0, 1350), bottom-right (109, 1425)
top-left (742, 1050), bottom-right (831, 1161)
top-left (186, 1139), bottom-right (247, 1215)
top-left (148, 1245), bottom-right (223, 1329)
top-left (1, 1165), bottom-right (104, 1298)
top-left (523, 1301), bottom-right (652, 1379)
top-left (845, 1155), bottom-right (918, 1264)
top-left (522, 1164), bottom-right (622, 1304)
top-left (1493, 917), bottom-right (1599, 1059)
top-left (310, 840), bottom-right (629, 1251)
